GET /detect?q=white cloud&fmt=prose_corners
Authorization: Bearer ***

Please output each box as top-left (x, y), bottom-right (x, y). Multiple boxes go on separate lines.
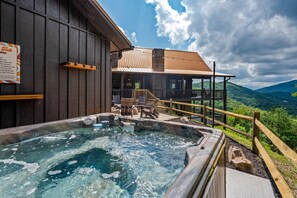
top-left (147, 0), bottom-right (297, 89)
top-left (118, 26), bottom-right (138, 45)
top-left (131, 32), bottom-right (138, 43)
top-left (118, 26), bottom-right (125, 34)
top-left (146, 0), bottom-right (191, 45)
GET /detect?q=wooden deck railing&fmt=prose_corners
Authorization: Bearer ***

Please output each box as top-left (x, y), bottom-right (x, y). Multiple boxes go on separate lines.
top-left (112, 88), bottom-right (225, 100)
top-left (159, 99), bottom-right (296, 198)
top-left (133, 89), bottom-right (167, 108)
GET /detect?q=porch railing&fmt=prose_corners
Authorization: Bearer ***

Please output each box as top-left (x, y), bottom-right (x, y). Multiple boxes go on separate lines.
top-left (112, 89), bottom-right (225, 100)
top-left (158, 99), bottom-right (296, 198)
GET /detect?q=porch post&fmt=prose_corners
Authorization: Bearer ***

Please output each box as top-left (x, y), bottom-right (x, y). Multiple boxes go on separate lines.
top-left (209, 77), bottom-right (212, 112)
top-left (212, 61), bottom-right (216, 128)
top-left (142, 75), bottom-right (145, 89)
top-left (182, 76), bottom-right (185, 98)
top-left (121, 73), bottom-right (124, 97)
top-left (200, 78), bottom-right (204, 116)
top-left (223, 77), bottom-right (227, 128)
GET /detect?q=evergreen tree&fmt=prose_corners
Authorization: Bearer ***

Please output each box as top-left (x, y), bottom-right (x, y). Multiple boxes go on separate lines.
top-left (292, 84), bottom-right (297, 97)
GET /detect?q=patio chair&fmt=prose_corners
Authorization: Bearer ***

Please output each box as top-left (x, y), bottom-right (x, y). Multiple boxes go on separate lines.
top-left (121, 98), bottom-right (135, 117)
top-left (138, 96), bottom-right (146, 105)
top-left (152, 99), bottom-right (160, 116)
top-left (112, 95), bottom-right (121, 109)
top-left (141, 99), bottom-right (159, 119)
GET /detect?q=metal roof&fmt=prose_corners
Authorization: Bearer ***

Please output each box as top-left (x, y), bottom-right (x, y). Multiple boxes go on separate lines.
top-left (118, 48), bottom-right (152, 68)
top-left (113, 48), bottom-right (235, 77)
top-left (164, 50), bottom-right (211, 71)
top-left (112, 67), bottom-right (234, 77)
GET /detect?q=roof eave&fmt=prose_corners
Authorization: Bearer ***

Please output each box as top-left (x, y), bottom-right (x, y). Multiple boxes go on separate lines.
top-left (112, 69), bottom-right (235, 77)
top-left (73, 0), bottom-right (132, 52)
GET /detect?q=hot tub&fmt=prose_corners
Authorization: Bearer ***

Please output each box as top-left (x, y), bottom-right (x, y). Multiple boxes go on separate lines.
top-left (0, 114), bottom-right (225, 197)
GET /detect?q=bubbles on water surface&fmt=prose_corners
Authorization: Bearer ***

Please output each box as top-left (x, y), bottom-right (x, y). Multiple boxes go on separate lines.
top-left (0, 127), bottom-right (198, 197)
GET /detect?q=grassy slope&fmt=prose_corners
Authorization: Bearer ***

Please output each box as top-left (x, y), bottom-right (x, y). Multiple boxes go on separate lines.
top-left (193, 81), bottom-right (297, 194)
top-left (216, 126), bottom-right (297, 196)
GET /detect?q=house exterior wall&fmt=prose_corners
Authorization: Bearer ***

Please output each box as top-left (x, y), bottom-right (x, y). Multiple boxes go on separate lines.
top-left (151, 74), bottom-right (166, 98)
top-left (0, 0), bottom-right (112, 129)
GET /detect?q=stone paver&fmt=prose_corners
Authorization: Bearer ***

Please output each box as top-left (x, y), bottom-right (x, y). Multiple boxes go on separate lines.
top-left (226, 168), bottom-right (275, 198)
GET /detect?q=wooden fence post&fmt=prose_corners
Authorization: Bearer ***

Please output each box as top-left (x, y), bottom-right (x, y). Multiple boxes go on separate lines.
top-left (169, 98), bottom-right (173, 115)
top-left (203, 103), bottom-right (207, 125)
top-left (252, 112), bottom-right (260, 155)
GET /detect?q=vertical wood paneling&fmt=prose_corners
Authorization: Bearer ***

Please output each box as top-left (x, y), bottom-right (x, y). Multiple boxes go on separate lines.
top-left (59, 24), bottom-right (68, 119)
top-left (87, 21), bottom-right (95, 34)
top-left (106, 41), bottom-right (111, 112)
top-left (78, 31), bottom-right (86, 116)
top-left (94, 37), bottom-right (101, 113)
top-left (45, 20), bottom-right (59, 122)
top-left (70, 3), bottom-right (79, 27)
top-left (0, 0), bottom-right (111, 129)
top-left (34, 15), bottom-right (45, 123)
top-left (19, 0), bottom-right (34, 9)
top-left (4, 0), bottom-right (16, 3)
top-left (101, 40), bottom-right (106, 112)
top-left (86, 34), bottom-right (95, 115)
top-left (19, 9), bottom-right (34, 125)
top-left (68, 28), bottom-right (79, 118)
top-left (35, 0), bottom-right (46, 14)
top-left (48, 0), bottom-right (59, 19)
top-left (0, 2), bottom-right (16, 128)
top-left (59, 0), bottom-right (69, 23)
top-left (79, 13), bottom-right (87, 30)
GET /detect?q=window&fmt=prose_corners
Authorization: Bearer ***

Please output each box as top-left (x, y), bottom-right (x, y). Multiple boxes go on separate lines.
top-left (170, 79), bottom-right (176, 89)
top-left (135, 82), bottom-right (141, 89)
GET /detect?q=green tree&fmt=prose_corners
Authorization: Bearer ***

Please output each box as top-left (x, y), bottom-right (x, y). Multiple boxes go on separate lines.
top-left (227, 99), bottom-right (254, 133)
top-left (262, 108), bottom-right (297, 151)
top-left (292, 84), bottom-right (297, 97)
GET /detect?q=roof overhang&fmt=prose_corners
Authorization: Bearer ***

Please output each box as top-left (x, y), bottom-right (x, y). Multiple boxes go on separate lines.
top-left (112, 67), bottom-right (235, 77)
top-left (73, 0), bottom-right (133, 52)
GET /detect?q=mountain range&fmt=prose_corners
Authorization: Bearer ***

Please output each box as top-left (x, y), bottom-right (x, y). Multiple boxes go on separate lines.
top-left (226, 81), bottom-right (297, 115)
top-left (193, 80), bottom-right (297, 115)
top-left (256, 80), bottom-right (297, 93)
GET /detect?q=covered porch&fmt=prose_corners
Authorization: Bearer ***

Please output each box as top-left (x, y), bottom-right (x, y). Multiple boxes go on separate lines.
top-left (112, 73), bottom-right (228, 102)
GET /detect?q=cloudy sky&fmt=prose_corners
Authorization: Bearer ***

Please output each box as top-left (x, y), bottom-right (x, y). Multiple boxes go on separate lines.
top-left (99, 0), bottom-right (297, 89)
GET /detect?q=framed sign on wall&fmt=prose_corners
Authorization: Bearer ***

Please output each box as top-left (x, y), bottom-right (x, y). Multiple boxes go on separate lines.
top-left (0, 42), bottom-right (21, 84)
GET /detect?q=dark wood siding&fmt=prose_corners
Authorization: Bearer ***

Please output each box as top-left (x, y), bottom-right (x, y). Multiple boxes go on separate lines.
top-left (34, 15), bottom-right (45, 123)
top-left (86, 34), bottom-right (95, 115)
top-left (0, 2), bottom-right (16, 128)
top-left (19, 9), bottom-right (34, 125)
top-left (0, 0), bottom-right (111, 129)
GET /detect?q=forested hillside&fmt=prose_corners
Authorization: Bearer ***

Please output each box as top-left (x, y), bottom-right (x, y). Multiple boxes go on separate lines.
top-left (193, 81), bottom-right (297, 115)
top-left (193, 81), bottom-right (297, 150)
top-left (226, 82), bottom-right (297, 115)
top-left (256, 80), bottom-right (297, 93)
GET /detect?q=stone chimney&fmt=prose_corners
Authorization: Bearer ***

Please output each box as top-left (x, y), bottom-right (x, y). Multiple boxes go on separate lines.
top-left (152, 48), bottom-right (164, 71)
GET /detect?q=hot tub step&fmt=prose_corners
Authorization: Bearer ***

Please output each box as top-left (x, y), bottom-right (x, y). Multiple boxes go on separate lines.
top-left (226, 168), bottom-right (275, 198)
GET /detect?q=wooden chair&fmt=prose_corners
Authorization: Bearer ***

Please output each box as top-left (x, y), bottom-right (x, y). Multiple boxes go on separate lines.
top-left (112, 95), bottom-right (121, 109)
top-left (141, 99), bottom-right (159, 119)
top-left (138, 96), bottom-right (146, 105)
top-left (121, 98), bottom-right (135, 117)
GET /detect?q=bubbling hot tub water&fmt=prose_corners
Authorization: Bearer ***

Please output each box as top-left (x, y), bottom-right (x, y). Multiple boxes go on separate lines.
top-left (0, 126), bottom-right (198, 197)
